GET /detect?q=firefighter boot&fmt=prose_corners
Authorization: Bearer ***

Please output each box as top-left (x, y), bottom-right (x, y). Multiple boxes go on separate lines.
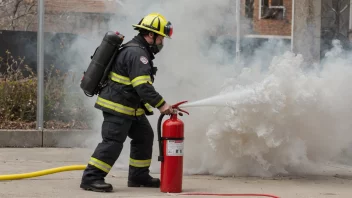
top-left (80, 180), bottom-right (113, 192)
top-left (128, 168), bottom-right (160, 188)
top-left (127, 176), bottom-right (160, 188)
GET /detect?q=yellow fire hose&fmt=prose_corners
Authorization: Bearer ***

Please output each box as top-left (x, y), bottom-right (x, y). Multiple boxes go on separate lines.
top-left (0, 165), bottom-right (282, 198)
top-left (0, 165), bottom-right (87, 180)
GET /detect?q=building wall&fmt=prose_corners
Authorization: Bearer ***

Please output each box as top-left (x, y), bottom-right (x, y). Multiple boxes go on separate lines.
top-left (1, 0), bottom-right (294, 37)
top-left (292, 0), bottom-right (321, 63)
top-left (244, 0), bottom-right (292, 36)
top-left (0, 0), bottom-right (119, 35)
top-left (40, 12), bottom-right (113, 35)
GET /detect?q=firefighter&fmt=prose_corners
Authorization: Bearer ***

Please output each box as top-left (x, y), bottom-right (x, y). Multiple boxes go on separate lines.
top-left (80, 13), bottom-right (174, 192)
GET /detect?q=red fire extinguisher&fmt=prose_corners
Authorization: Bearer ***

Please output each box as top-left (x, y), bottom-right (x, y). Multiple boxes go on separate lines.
top-left (158, 101), bottom-right (189, 193)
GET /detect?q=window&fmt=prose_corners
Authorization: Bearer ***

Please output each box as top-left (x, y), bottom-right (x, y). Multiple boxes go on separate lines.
top-left (245, 0), bottom-right (254, 19)
top-left (260, 0), bottom-right (285, 20)
top-left (270, 0), bottom-right (283, 6)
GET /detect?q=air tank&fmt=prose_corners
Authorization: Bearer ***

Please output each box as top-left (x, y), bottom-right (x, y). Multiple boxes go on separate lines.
top-left (80, 31), bottom-right (124, 97)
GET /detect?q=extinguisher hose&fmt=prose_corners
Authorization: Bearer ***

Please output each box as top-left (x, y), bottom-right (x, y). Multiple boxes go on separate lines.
top-left (157, 113), bottom-right (166, 161)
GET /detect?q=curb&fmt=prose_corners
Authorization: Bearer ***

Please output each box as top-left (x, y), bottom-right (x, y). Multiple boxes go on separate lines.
top-left (0, 130), bottom-right (42, 147)
top-left (43, 129), bottom-right (97, 148)
top-left (0, 129), bottom-right (97, 148)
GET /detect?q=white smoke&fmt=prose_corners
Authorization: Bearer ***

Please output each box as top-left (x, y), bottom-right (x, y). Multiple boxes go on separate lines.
top-left (177, 40), bottom-right (352, 177)
top-left (61, 0), bottom-right (352, 177)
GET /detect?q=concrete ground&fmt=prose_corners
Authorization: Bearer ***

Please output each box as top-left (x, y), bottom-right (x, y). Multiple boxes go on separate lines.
top-left (0, 148), bottom-right (352, 198)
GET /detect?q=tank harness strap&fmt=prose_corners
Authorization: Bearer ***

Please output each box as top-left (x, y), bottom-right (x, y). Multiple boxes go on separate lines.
top-left (120, 42), bottom-right (143, 50)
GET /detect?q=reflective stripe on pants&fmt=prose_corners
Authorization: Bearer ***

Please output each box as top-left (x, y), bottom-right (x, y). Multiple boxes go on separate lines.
top-left (88, 157), bottom-right (112, 173)
top-left (129, 158), bottom-right (151, 168)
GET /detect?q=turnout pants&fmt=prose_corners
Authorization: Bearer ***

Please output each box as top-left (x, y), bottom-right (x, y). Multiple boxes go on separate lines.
top-left (81, 112), bottom-right (154, 183)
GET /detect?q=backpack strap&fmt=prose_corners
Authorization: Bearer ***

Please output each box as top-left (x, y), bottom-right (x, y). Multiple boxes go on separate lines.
top-left (119, 42), bottom-right (157, 76)
top-left (119, 42), bottom-right (143, 50)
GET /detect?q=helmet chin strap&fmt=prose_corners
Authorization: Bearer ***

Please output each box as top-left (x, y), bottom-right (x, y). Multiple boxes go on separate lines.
top-left (152, 33), bottom-right (157, 45)
top-left (149, 33), bottom-right (160, 54)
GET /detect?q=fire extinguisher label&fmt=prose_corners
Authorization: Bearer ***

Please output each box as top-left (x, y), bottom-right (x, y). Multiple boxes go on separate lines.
top-left (166, 140), bottom-right (184, 156)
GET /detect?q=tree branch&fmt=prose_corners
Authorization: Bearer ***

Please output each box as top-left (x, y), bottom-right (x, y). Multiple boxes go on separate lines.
top-left (12, 0), bottom-right (23, 16)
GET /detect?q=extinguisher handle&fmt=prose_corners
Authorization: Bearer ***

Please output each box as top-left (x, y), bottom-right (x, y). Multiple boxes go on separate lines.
top-left (172, 101), bottom-right (189, 115)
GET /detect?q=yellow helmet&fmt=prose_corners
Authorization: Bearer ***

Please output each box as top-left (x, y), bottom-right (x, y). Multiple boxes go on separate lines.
top-left (132, 13), bottom-right (173, 38)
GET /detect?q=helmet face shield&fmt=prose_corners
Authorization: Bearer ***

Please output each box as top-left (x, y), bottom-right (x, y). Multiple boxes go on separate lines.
top-left (164, 21), bottom-right (173, 38)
